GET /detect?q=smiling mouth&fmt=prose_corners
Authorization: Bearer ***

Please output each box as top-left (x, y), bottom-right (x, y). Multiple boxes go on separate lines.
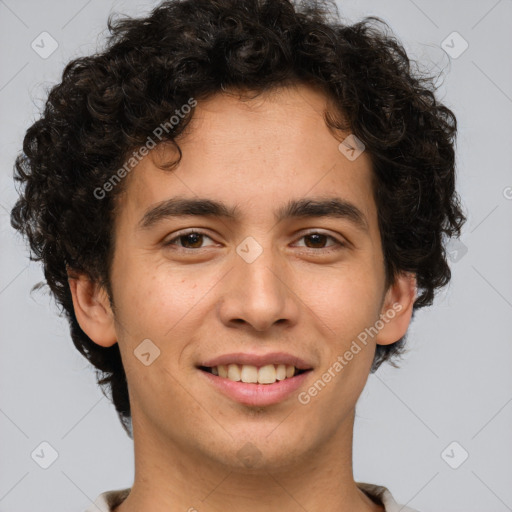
top-left (198, 364), bottom-right (311, 385)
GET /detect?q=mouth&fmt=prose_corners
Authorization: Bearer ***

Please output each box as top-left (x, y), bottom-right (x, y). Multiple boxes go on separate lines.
top-left (198, 364), bottom-right (310, 385)
top-left (196, 355), bottom-right (314, 407)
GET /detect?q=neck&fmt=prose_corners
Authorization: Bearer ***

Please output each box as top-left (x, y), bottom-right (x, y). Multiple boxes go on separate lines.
top-left (115, 408), bottom-right (383, 512)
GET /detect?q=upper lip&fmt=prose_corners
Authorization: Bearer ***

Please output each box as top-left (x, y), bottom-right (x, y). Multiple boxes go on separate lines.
top-left (199, 352), bottom-right (313, 371)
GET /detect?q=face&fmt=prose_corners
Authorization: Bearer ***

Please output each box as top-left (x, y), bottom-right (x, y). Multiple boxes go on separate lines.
top-left (73, 83), bottom-right (415, 472)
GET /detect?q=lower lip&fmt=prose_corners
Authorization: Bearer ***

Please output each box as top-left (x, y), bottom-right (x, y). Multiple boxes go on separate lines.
top-left (199, 369), bottom-right (312, 407)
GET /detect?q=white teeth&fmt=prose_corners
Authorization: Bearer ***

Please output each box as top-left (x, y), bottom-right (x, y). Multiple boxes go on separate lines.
top-left (258, 364), bottom-right (277, 384)
top-left (240, 365), bottom-right (258, 383)
top-left (276, 364), bottom-right (287, 381)
top-left (209, 363), bottom-right (299, 384)
top-left (227, 363), bottom-right (241, 381)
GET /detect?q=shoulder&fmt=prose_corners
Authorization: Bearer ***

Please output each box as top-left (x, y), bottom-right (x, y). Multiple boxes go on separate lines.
top-left (357, 482), bottom-right (421, 512)
top-left (83, 488), bottom-right (131, 512)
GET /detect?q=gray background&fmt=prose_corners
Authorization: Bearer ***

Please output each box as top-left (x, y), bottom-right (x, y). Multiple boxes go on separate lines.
top-left (1, 1), bottom-right (511, 511)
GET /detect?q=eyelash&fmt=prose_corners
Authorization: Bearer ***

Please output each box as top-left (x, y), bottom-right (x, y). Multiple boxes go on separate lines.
top-left (163, 229), bottom-right (346, 252)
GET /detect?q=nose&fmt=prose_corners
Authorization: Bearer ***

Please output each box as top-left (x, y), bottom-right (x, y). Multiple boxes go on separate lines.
top-left (217, 243), bottom-right (300, 333)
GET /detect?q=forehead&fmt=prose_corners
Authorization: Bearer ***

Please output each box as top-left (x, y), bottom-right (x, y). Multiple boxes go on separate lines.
top-left (116, 84), bottom-right (376, 228)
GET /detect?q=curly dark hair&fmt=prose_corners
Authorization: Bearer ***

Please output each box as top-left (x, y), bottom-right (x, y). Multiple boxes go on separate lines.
top-left (11, 0), bottom-right (465, 436)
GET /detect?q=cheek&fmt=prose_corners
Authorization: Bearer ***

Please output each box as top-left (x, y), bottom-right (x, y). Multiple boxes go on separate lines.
top-left (298, 264), bottom-right (383, 342)
top-left (304, 276), bottom-right (382, 410)
top-left (111, 258), bottom-right (222, 383)
top-left (112, 256), bottom-right (203, 336)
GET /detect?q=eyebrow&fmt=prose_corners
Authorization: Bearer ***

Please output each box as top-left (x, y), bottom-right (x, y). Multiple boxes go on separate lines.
top-left (138, 196), bottom-right (369, 232)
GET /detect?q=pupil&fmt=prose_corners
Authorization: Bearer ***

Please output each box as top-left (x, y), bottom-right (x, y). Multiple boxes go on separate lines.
top-left (182, 233), bottom-right (202, 248)
top-left (306, 234), bottom-right (325, 248)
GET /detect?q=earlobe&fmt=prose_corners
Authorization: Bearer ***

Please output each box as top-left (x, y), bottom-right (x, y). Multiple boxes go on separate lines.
top-left (375, 272), bottom-right (417, 346)
top-left (68, 272), bottom-right (117, 347)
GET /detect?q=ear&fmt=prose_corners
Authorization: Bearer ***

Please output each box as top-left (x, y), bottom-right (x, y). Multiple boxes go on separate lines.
top-left (68, 272), bottom-right (117, 347)
top-left (375, 272), bottom-right (417, 346)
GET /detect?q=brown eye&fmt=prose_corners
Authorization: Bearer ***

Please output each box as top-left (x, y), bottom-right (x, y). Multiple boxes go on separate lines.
top-left (303, 233), bottom-right (329, 248)
top-left (164, 231), bottom-right (215, 249)
top-left (293, 231), bottom-right (345, 251)
top-left (178, 233), bottom-right (204, 248)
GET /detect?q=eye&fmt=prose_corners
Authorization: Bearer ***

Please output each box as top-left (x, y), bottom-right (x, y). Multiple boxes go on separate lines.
top-left (164, 230), bottom-right (216, 249)
top-left (163, 229), bottom-right (346, 252)
top-left (292, 231), bottom-right (345, 250)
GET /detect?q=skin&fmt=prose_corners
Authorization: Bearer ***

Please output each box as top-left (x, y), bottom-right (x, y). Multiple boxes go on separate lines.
top-left (69, 83), bottom-right (416, 512)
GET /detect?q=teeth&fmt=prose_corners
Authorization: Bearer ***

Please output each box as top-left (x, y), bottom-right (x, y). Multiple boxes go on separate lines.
top-left (240, 365), bottom-right (258, 383)
top-left (258, 364), bottom-right (277, 384)
top-left (276, 364), bottom-right (287, 380)
top-left (209, 364), bottom-right (299, 384)
top-left (227, 363), bottom-right (241, 381)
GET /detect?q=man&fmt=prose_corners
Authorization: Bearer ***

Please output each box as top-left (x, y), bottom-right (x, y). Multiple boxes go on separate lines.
top-left (11, 0), bottom-right (465, 510)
